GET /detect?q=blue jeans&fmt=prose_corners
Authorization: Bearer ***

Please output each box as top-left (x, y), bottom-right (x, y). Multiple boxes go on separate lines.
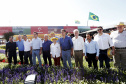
top-left (32, 50), bottom-right (42, 67)
top-left (99, 50), bottom-right (110, 69)
top-left (62, 50), bottom-right (72, 68)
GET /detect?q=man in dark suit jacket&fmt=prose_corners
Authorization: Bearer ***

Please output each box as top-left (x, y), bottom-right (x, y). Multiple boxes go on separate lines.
top-left (5, 36), bottom-right (17, 65)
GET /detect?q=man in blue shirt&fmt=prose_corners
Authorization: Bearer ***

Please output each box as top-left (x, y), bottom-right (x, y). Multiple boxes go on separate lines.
top-left (16, 35), bottom-right (24, 65)
top-left (85, 33), bottom-right (99, 69)
top-left (42, 34), bottom-right (52, 66)
top-left (31, 32), bottom-right (42, 67)
top-left (60, 29), bottom-right (73, 68)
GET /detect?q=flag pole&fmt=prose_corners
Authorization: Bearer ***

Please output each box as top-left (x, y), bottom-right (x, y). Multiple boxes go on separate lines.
top-left (87, 20), bottom-right (88, 26)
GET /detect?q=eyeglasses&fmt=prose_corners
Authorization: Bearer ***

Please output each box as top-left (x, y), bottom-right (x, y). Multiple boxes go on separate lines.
top-left (98, 29), bottom-right (102, 31)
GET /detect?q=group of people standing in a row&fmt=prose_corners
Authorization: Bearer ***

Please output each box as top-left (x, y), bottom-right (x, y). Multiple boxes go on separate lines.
top-left (5, 22), bottom-right (126, 69)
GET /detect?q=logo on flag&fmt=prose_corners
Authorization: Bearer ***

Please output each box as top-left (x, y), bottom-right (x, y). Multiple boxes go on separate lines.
top-left (89, 12), bottom-right (99, 21)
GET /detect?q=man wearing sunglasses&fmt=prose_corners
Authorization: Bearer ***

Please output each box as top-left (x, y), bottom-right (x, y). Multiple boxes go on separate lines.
top-left (110, 22), bottom-right (126, 69)
top-left (94, 26), bottom-right (114, 69)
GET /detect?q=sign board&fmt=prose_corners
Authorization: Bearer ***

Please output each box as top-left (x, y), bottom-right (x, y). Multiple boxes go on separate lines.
top-left (64, 26), bottom-right (78, 34)
top-left (48, 26), bottom-right (63, 34)
top-left (12, 26), bottom-right (31, 35)
top-left (31, 26), bottom-right (48, 34)
top-left (0, 27), bottom-right (12, 35)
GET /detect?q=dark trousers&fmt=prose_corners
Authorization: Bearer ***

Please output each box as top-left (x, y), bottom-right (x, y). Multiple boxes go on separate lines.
top-left (24, 51), bottom-right (32, 65)
top-left (8, 52), bottom-right (17, 65)
top-left (99, 50), bottom-right (110, 69)
top-left (53, 56), bottom-right (60, 66)
top-left (74, 50), bottom-right (83, 68)
top-left (19, 51), bottom-right (24, 64)
top-left (43, 51), bottom-right (52, 66)
top-left (87, 53), bottom-right (98, 69)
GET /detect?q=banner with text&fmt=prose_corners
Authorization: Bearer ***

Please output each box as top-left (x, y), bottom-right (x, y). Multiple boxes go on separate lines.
top-left (31, 26), bottom-right (48, 34)
top-left (0, 27), bottom-right (12, 35)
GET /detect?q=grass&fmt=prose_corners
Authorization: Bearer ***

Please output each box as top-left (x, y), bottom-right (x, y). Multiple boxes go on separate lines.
top-left (0, 53), bottom-right (115, 69)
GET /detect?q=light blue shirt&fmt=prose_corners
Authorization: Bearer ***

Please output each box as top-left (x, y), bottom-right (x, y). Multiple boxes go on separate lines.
top-left (16, 39), bottom-right (24, 51)
top-left (85, 40), bottom-right (99, 56)
top-left (31, 37), bottom-right (42, 49)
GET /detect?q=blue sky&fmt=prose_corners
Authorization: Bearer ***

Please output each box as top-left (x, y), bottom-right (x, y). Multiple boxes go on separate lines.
top-left (0, 0), bottom-right (125, 27)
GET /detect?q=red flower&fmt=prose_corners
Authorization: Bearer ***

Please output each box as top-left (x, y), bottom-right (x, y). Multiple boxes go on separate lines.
top-left (18, 62), bottom-right (21, 65)
top-left (2, 59), bottom-right (5, 62)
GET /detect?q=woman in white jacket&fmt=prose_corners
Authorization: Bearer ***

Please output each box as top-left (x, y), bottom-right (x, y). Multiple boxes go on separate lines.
top-left (50, 37), bottom-right (61, 66)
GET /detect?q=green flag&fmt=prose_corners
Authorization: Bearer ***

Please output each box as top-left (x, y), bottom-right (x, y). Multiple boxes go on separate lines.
top-left (89, 12), bottom-right (99, 21)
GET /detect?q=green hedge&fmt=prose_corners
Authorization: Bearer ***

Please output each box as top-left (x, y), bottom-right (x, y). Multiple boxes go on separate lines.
top-left (0, 45), bottom-right (18, 50)
top-left (0, 45), bottom-right (6, 49)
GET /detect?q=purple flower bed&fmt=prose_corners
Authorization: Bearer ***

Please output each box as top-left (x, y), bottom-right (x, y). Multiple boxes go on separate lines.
top-left (0, 65), bottom-right (126, 83)
top-left (0, 50), bottom-right (5, 54)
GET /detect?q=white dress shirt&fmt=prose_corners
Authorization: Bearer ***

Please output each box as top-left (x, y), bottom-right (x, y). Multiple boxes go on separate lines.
top-left (94, 33), bottom-right (114, 50)
top-left (31, 37), bottom-right (42, 49)
top-left (72, 36), bottom-right (85, 53)
top-left (24, 39), bottom-right (31, 51)
top-left (110, 31), bottom-right (126, 47)
top-left (50, 43), bottom-right (61, 58)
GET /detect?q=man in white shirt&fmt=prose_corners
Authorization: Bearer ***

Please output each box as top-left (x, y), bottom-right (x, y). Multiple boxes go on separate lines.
top-left (23, 35), bottom-right (32, 65)
top-left (110, 22), bottom-right (126, 69)
top-left (72, 29), bottom-right (85, 68)
top-left (50, 37), bottom-right (61, 66)
top-left (94, 26), bottom-right (115, 69)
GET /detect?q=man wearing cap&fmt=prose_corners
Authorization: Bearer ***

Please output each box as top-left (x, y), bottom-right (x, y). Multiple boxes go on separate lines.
top-left (72, 29), bottom-right (85, 68)
top-left (50, 37), bottom-right (61, 66)
top-left (110, 22), bottom-right (126, 69)
top-left (31, 32), bottom-right (42, 67)
top-left (60, 29), bottom-right (73, 68)
top-left (42, 34), bottom-right (52, 66)
top-left (94, 26), bottom-right (115, 69)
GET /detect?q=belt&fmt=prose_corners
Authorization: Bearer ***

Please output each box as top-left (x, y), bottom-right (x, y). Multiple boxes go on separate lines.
top-left (87, 53), bottom-right (96, 55)
top-left (100, 49), bottom-right (108, 51)
top-left (74, 50), bottom-right (82, 52)
top-left (33, 49), bottom-right (40, 51)
top-left (24, 51), bottom-right (30, 52)
top-left (115, 47), bottom-right (126, 49)
top-left (62, 49), bottom-right (70, 51)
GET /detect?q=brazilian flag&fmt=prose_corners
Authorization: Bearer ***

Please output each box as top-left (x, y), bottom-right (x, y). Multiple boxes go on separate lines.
top-left (89, 12), bottom-right (99, 21)
top-left (75, 20), bottom-right (80, 24)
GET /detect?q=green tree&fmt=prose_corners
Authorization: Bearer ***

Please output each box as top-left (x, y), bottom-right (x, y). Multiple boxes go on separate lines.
top-left (3, 32), bottom-right (14, 42)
